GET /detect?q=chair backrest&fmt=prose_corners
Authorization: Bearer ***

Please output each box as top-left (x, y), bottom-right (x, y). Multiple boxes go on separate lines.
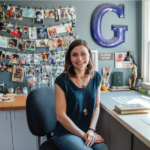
top-left (26, 87), bottom-right (57, 136)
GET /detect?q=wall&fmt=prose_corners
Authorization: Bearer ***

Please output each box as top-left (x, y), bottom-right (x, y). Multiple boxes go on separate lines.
top-left (0, 0), bottom-right (142, 92)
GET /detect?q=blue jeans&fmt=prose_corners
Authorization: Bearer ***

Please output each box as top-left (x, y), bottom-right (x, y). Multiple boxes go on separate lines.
top-left (53, 133), bottom-right (109, 150)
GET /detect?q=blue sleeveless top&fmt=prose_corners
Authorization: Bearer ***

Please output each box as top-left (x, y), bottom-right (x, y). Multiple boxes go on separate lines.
top-left (54, 71), bottom-right (102, 137)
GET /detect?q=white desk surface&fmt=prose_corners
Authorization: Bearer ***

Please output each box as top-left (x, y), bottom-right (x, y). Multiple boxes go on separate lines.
top-left (100, 91), bottom-right (150, 148)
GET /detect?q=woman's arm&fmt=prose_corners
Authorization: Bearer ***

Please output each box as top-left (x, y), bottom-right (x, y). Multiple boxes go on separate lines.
top-left (55, 83), bottom-right (85, 139)
top-left (89, 84), bottom-right (101, 130)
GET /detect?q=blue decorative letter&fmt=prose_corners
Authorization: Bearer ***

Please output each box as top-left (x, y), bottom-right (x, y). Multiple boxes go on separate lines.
top-left (90, 4), bottom-right (128, 48)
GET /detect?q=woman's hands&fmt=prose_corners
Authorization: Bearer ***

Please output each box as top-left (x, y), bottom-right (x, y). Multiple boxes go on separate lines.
top-left (84, 131), bottom-right (105, 147)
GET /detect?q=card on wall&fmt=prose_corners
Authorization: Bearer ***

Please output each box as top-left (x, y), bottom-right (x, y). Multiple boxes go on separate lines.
top-left (25, 40), bottom-right (35, 50)
top-left (17, 40), bottom-right (26, 51)
top-left (19, 54), bottom-right (30, 64)
top-left (8, 38), bottom-right (18, 49)
top-left (25, 66), bottom-right (35, 76)
top-left (7, 6), bottom-right (15, 19)
top-left (36, 39), bottom-right (48, 47)
top-left (22, 8), bottom-right (34, 18)
top-left (48, 39), bottom-right (56, 50)
top-left (14, 7), bottom-right (23, 20)
top-left (10, 53), bottom-right (20, 64)
top-left (0, 36), bottom-right (7, 48)
top-left (33, 9), bottom-right (44, 24)
top-left (29, 27), bottom-right (37, 40)
top-left (47, 26), bottom-right (58, 38)
top-left (37, 27), bottom-right (48, 39)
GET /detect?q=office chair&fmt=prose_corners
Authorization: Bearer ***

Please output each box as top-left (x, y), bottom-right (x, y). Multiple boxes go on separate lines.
top-left (26, 87), bottom-right (59, 150)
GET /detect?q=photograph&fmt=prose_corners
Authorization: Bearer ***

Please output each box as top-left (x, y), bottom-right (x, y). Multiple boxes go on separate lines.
top-left (17, 40), bottom-right (26, 51)
top-left (91, 50), bottom-right (98, 71)
top-left (7, 6), bottom-right (15, 19)
top-left (0, 4), bottom-right (7, 22)
top-left (56, 38), bottom-right (62, 47)
top-left (0, 50), bottom-right (2, 61)
top-left (36, 39), bottom-right (48, 47)
top-left (115, 52), bottom-right (134, 68)
top-left (65, 23), bottom-right (73, 32)
top-left (58, 7), bottom-right (68, 19)
top-left (25, 40), bottom-right (35, 50)
top-left (14, 7), bottom-right (23, 20)
top-left (69, 36), bottom-right (75, 43)
top-left (68, 7), bottom-right (76, 20)
top-left (29, 27), bottom-right (37, 40)
top-left (43, 53), bottom-right (49, 61)
top-left (40, 76), bottom-right (50, 84)
top-left (48, 51), bottom-right (56, 65)
top-left (44, 9), bottom-right (54, 18)
top-left (61, 37), bottom-right (70, 49)
top-left (33, 9), bottom-right (44, 24)
top-left (55, 51), bottom-right (60, 62)
top-left (30, 54), bottom-right (40, 64)
top-left (0, 63), bottom-right (4, 72)
top-left (10, 53), bottom-right (20, 63)
top-left (10, 27), bottom-right (23, 38)
top-left (48, 39), bottom-right (56, 50)
top-left (56, 66), bottom-right (64, 75)
top-left (8, 38), bottom-right (18, 49)
top-left (23, 26), bottom-right (28, 34)
top-left (5, 64), bottom-right (13, 72)
top-left (135, 77), bottom-right (143, 90)
top-left (12, 66), bottom-right (25, 83)
top-left (0, 36), bottom-right (7, 48)
top-left (25, 66), bottom-right (35, 76)
top-left (47, 27), bottom-right (58, 38)
top-left (2, 51), bottom-right (11, 60)
top-left (35, 65), bottom-right (42, 73)
top-left (37, 28), bottom-right (48, 39)
top-left (42, 65), bottom-right (52, 77)
top-left (0, 22), bottom-right (5, 31)
top-left (5, 23), bottom-right (14, 33)
top-left (59, 51), bottom-right (66, 61)
top-left (38, 53), bottom-right (44, 61)
top-left (22, 8), bottom-right (34, 18)
top-left (20, 54), bottom-right (30, 64)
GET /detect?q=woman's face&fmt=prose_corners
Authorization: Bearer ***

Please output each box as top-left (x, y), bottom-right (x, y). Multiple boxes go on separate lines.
top-left (70, 45), bottom-right (90, 71)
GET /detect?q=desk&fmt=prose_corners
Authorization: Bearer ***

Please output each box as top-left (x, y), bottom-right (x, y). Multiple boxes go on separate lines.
top-left (96, 91), bottom-right (150, 150)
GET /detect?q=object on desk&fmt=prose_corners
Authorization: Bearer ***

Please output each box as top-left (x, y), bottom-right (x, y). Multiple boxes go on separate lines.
top-left (140, 117), bottom-right (150, 126)
top-left (111, 85), bottom-right (129, 89)
top-left (15, 87), bottom-right (22, 94)
top-left (129, 78), bottom-right (132, 89)
top-left (109, 88), bottom-right (130, 92)
top-left (5, 93), bottom-right (17, 96)
top-left (135, 77), bottom-right (143, 90)
top-left (0, 96), bottom-right (14, 102)
top-left (8, 87), bottom-right (14, 93)
top-left (0, 83), bottom-right (7, 94)
top-left (115, 103), bottom-right (150, 115)
top-left (139, 87), bottom-right (150, 95)
top-left (132, 63), bottom-right (138, 89)
top-left (22, 87), bottom-right (28, 94)
top-left (141, 82), bottom-right (150, 90)
top-left (101, 85), bottom-right (109, 91)
top-left (113, 72), bottom-right (123, 86)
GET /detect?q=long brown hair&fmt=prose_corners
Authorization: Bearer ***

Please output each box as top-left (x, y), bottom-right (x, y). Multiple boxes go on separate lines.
top-left (64, 39), bottom-right (94, 78)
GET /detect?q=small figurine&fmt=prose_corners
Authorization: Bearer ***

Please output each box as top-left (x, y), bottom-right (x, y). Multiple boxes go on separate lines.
top-left (132, 63), bottom-right (137, 89)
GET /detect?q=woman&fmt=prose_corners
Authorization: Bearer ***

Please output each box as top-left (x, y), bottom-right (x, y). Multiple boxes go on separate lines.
top-left (53, 39), bottom-right (108, 150)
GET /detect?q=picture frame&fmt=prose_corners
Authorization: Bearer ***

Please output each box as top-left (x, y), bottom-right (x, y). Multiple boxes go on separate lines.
top-left (135, 77), bottom-right (143, 91)
top-left (91, 50), bottom-right (98, 71)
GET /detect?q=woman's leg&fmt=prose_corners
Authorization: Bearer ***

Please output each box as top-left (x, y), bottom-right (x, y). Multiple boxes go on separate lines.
top-left (53, 133), bottom-right (93, 150)
top-left (92, 142), bottom-right (109, 150)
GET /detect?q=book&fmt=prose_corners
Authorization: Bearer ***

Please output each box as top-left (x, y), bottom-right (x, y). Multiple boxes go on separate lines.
top-left (141, 82), bottom-right (150, 90)
top-left (139, 87), bottom-right (150, 95)
top-left (111, 85), bottom-right (129, 89)
top-left (115, 104), bottom-right (150, 115)
top-left (109, 88), bottom-right (130, 92)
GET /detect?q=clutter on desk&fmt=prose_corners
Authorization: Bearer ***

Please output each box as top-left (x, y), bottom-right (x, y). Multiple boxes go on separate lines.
top-left (139, 87), bottom-right (150, 96)
top-left (15, 87), bottom-right (22, 94)
top-left (0, 96), bottom-right (14, 102)
top-left (8, 87), bottom-right (14, 93)
top-left (0, 82), bottom-right (7, 94)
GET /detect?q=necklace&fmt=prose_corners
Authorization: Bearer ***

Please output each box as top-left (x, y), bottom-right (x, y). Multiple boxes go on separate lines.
top-left (76, 76), bottom-right (88, 116)
top-left (76, 76), bottom-right (87, 88)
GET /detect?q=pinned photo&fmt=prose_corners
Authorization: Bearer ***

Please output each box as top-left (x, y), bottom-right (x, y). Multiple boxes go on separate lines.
top-left (17, 40), bottom-right (26, 51)
top-left (0, 4), bottom-right (7, 22)
top-left (29, 27), bottom-right (37, 40)
top-left (56, 38), bottom-right (62, 47)
top-left (56, 66), bottom-right (64, 75)
top-left (4, 23), bottom-right (14, 33)
top-left (37, 28), bottom-right (48, 39)
top-left (33, 9), bottom-right (44, 24)
top-left (48, 51), bottom-right (56, 65)
top-left (0, 36), bottom-right (7, 48)
top-left (58, 8), bottom-right (68, 19)
top-left (61, 37), bottom-right (70, 49)
top-left (36, 39), bottom-right (48, 47)
top-left (20, 54), bottom-right (30, 64)
top-left (30, 54), bottom-right (40, 64)
top-left (25, 40), bottom-right (35, 50)
top-left (10, 53), bottom-right (20, 64)
top-left (7, 6), bottom-right (15, 18)
top-left (23, 26), bottom-right (28, 34)
top-left (42, 65), bottom-right (52, 77)
top-left (10, 27), bottom-right (23, 38)
top-left (38, 53), bottom-right (44, 61)
top-left (65, 23), bottom-right (73, 32)
top-left (5, 64), bottom-right (13, 72)
top-left (25, 66), bottom-right (35, 76)
top-left (48, 39), bottom-right (56, 50)
top-left (47, 27), bottom-right (58, 38)
top-left (35, 65), bottom-right (42, 73)
top-left (12, 66), bottom-right (25, 83)
top-left (22, 8), bottom-right (34, 18)
top-left (8, 38), bottom-right (18, 49)
top-left (44, 9), bottom-right (54, 18)
top-left (14, 7), bottom-right (23, 20)
top-left (0, 22), bottom-right (5, 31)
top-left (68, 7), bottom-right (76, 20)
top-left (0, 50), bottom-right (2, 61)
top-left (2, 51), bottom-right (11, 60)
top-left (59, 51), bottom-right (66, 61)
top-left (43, 53), bottom-right (48, 61)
